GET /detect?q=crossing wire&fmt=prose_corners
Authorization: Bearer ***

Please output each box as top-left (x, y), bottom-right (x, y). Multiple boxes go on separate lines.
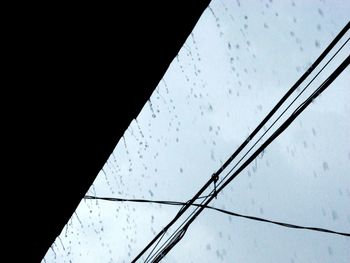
top-left (149, 54), bottom-right (350, 262)
top-left (84, 195), bottom-right (350, 237)
top-left (144, 28), bottom-right (350, 262)
top-left (132, 21), bottom-right (350, 262)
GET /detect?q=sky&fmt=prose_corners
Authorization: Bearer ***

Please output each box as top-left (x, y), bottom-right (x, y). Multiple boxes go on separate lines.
top-left (43, 0), bottom-right (350, 262)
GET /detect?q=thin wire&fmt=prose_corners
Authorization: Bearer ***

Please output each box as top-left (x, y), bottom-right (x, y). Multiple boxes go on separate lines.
top-left (145, 191), bottom-right (219, 262)
top-left (177, 36), bottom-right (350, 221)
top-left (216, 36), bottom-right (350, 189)
top-left (154, 54), bottom-right (350, 261)
top-left (144, 207), bottom-right (201, 262)
top-left (151, 228), bottom-right (187, 263)
top-left (143, 199), bottom-right (206, 261)
top-left (148, 54), bottom-right (350, 261)
top-left (131, 173), bottom-right (216, 262)
top-left (159, 35), bottom-right (350, 252)
top-left (144, 231), bottom-right (167, 262)
top-left (196, 194), bottom-right (214, 200)
top-left (144, 193), bottom-right (217, 261)
top-left (148, 42), bottom-right (350, 261)
top-left (131, 22), bottom-right (350, 261)
top-left (148, 37), bottom-right (350, 254)
top-left (84, 195), bottom-right (350, 237)
top-left (211, 21), bottom-right (350, 179)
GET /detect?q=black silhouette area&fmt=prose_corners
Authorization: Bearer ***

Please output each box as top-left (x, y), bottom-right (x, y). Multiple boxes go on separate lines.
top-left (14, 2), bottom-right (210, 262)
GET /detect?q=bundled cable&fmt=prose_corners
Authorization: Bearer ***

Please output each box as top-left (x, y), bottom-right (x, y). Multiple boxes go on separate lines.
top-left (147, 53), bottom-right (350, 262)
top-left (131, 21), bottom-right (350, 262)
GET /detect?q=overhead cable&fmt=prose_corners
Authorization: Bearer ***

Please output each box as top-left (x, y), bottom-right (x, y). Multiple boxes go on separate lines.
top-left (149, 54), bottom-right (350, 262)
top-left (133, 21), bottom-right (350, 261)
top-left (84, 195), bottom-right (350, 237)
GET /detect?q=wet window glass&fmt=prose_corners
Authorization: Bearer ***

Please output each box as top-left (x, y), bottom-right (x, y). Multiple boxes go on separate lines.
top-left (43, 1), bottom-right (349, 262)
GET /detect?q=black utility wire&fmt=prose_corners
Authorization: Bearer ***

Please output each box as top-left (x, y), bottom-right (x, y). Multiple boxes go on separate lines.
top-left (151, 54), bottom-right (350, 261)
top-left (84, 195), bottom-right (350, 237)
top-left (216, 36), bottom-right (350, 189)
top-left (132, 21), bottom-right (350, 261)
top-left (212, 21), bottom-right (349, 179)
top-left (145, 32), bottom-right (350, 262)
top-left (131, 174), bottom-right (216, 262)
top-left (157, 21), bottom-right (350, 249)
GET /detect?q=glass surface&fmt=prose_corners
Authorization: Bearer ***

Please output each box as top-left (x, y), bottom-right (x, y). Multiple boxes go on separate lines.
top-left (43, 1), bottom-right (350, 262)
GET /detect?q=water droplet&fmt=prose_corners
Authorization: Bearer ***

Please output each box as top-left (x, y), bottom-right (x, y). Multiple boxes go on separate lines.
top-left (148, 99), bottom-right (156, 118)
top-left (206, 244), bottom-right (211, 250)
top-left (338, 188), bottom-right (343, 196)
top-left (322, 161), bottom-right (329, 171)
top-left (211, 150), bottom-right (216, 161)
top-left (315, 40), bottom-right (320, 48)
top-left (318, 8), bottom-right (324, 17)
top-left (331, 210), bottom-right (338, 221)
top-left (312, 128), bottom-right (317, 136)
top-left (327, 246), bottom-right (333, 256)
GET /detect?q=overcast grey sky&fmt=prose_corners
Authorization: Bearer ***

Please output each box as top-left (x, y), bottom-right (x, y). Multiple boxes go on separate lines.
top-left (43, 0), bottom-right (350, 262)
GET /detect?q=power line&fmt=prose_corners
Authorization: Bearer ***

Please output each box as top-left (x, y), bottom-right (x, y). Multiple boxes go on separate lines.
top-left (132, 21), bottom-right (350, 261)
top-left (149, 54), bottom-right (350, 262)
top-left (146, 51), bottom-right (350, 261)
top-left (84, 195), bottom-right (350, 237)
top-left (212, 21), bottom-right (350, 180)
top-left (188, 35), bottom-right (350, 231)
top-left (216, 36), bottom-right (350, 189)
top-left (130, 173), bottom-right (217, 262)
top-left (145, 31), bottom-right (350, 262)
